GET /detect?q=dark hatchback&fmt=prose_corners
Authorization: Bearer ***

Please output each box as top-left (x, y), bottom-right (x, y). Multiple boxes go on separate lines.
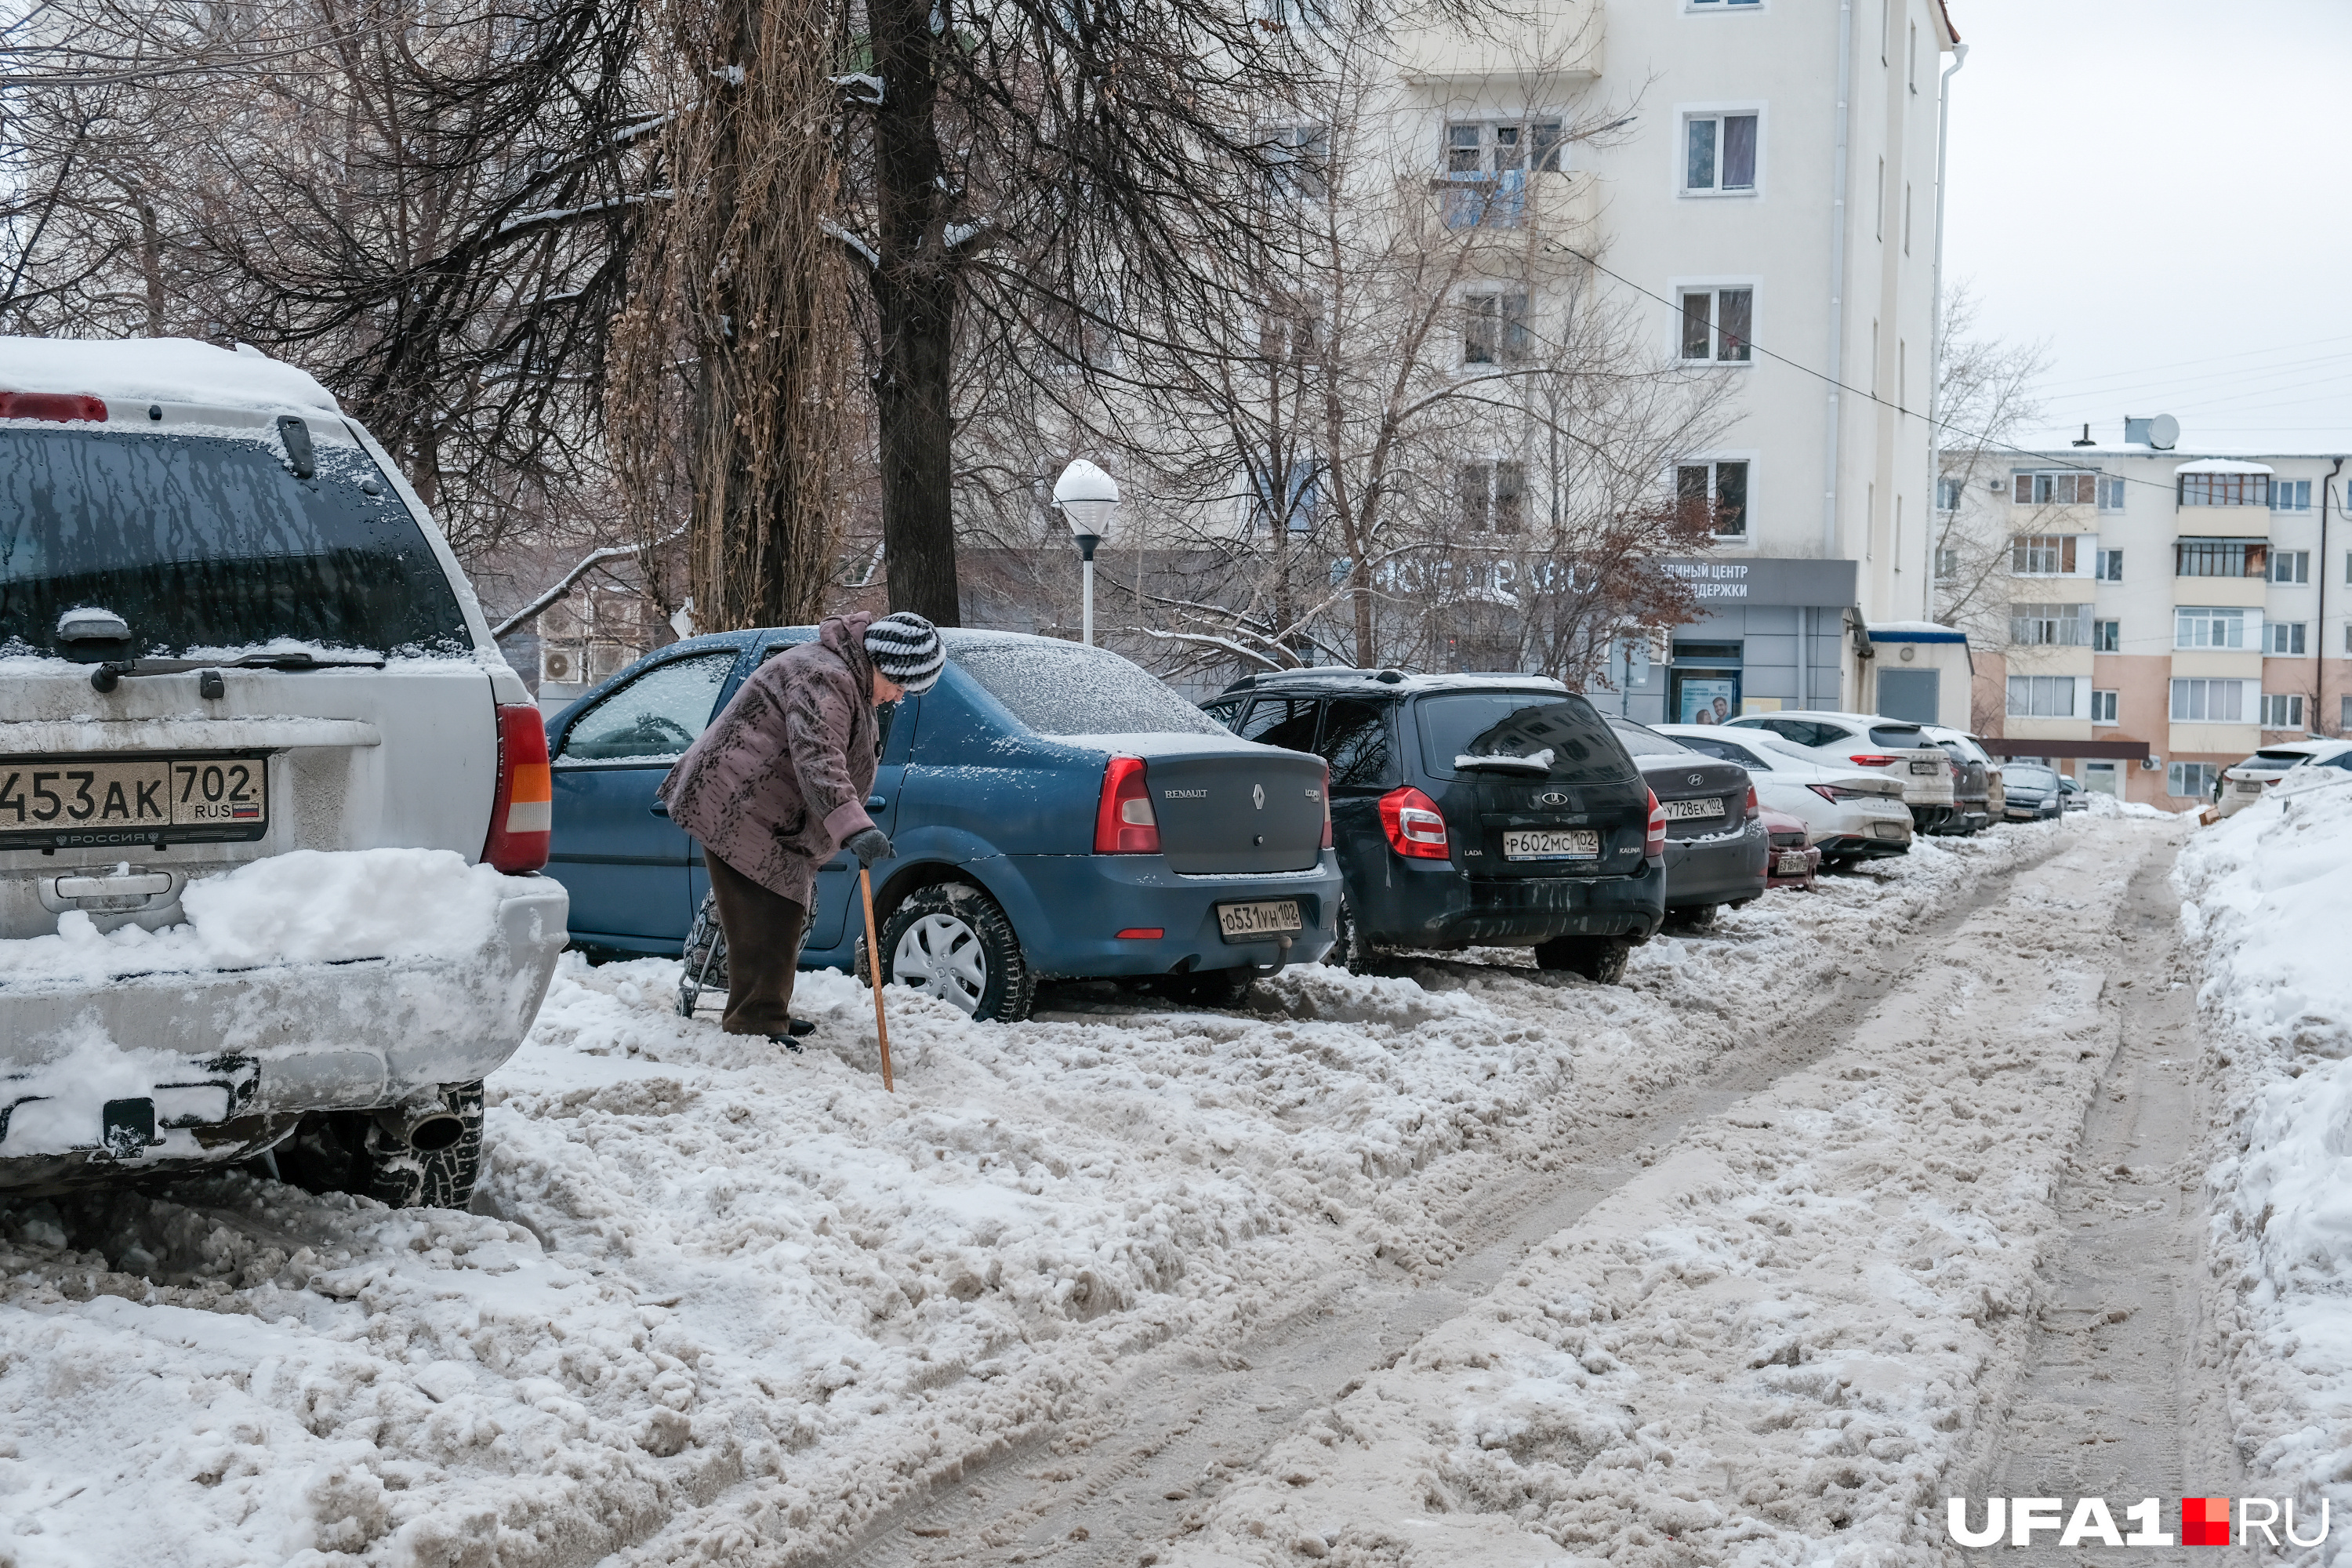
top-left (546, 629), bottom-right (1341, 1020)
top-left (1203, 671), bottom-right (1665, 982)
top-left (1602, 717), bottom-right (1769, 925)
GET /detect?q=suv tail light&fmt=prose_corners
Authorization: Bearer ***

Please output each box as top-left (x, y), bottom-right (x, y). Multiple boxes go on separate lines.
top-left (1644, 789), bottom-right (1666, 858)
top-left (0, 391), bottom-right (107, 423)
top-left (1094, 755), bottom-right (1160, 853)
top-left (1849, 753), bottom-right (1900, 768)
top-left (1377, 786), bottom-right (1449, 858)
top-left (1320, 763), bottom-right (1333, 849)
top-left (483, 703), bottom-right (552, 872)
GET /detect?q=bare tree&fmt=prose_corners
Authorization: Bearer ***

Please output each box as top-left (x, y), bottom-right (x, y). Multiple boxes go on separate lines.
top-left (1931, 283), bottom-right (2051, 646)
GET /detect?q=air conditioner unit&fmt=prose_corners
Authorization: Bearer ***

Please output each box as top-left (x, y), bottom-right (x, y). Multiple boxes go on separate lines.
top-left (539, 644), bottom-right (578, 685)
top-left (2140, 755), bottom-right (2161, 771)
top-left (539, 598), bottom-right (579, 641)
top-left (586, 641), bottom-right (631, 684)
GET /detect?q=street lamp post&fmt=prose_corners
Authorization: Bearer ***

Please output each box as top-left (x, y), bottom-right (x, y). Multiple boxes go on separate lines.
top-left (1053, 459), bottom-right (1120, 646)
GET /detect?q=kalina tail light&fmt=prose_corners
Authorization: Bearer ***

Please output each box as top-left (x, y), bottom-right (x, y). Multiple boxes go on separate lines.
top-left (483, 703), bottom-right (552, 872)
top-left (1320, 763), bottom-right (1334, 850)
top-left (1094, 755), bottom-right (1160, 853)
top-left (1377, 786), bottom-right (1450, 858)
top-left (0, 391), bottom-right (107, 423)
top-left (1644, 789), bottom-right (1666, 858)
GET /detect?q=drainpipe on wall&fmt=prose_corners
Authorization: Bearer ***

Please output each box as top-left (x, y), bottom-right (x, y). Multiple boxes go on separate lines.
top-left (2322, 457), bottom-right (2343, 734)
top-left (1821, 0), bottom-right (1856, 565)
top-left (1923, 40), bottom-right (1969, 621)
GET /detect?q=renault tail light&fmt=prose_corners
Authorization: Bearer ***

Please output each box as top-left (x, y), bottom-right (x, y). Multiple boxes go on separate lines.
top-left (1377, 786), bottom-right (1449, 859)
top-left (1094, 755), bottom-right (1160, 853)
top-left (1644, 789), bottom-right (1666, 858)
top-left (483, 703), bottom-right (552, 872)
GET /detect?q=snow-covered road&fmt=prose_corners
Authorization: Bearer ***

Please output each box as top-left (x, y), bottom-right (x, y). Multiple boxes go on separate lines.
top-left (0, 814), bottom-right (2180, 1568)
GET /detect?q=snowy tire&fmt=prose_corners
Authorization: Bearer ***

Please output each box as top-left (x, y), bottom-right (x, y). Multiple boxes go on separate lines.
top-left (1324, 891), bottom-right (1374, 975)
top-left (1664, 903), bottom-right (1718, 931)
top-left (1533, 935), bottom-right (1632, 985)
top-left (880, 883), bottom-right (1036, 1023)
top-left (278, 1081), bottom-right (486, 1210)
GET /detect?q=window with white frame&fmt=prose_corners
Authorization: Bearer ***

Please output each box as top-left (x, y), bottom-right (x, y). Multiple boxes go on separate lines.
top-left (1441, 122), bottom-right (1561, 229)
top-left (1675, 459), bottom-right (1750, 537)
top-left (2176, 606), bottom-right (2252, 649)
top-left (1936, 477), bottom-right (1964, 511)
top-left (2090, 689), bottom-right (2118, 724)
top-left (2168, 761), bottom-right (2220, 799)
top-left (2095, 548), bottom-right (2123, 582)
top-left (2006, 675), bottom-right (2078, 717)
top-left (2271, 549), bottom-right (2310, 584)
top-left (1683, 112), bottom-right (1759, 194)
top-left (2013, 470), bottom-right (2098, 506)
top-left (2011, 602), bottom-right (2089, 645)
top-left (1678, 287), bottom-right (1753, 362)
top-left (2093, 618), bottom-right (2119, 652)
top-left (2011, 534), bottom-right (2080, 574)
top-left (1455, 459), bottom-right (1526, 533)
top-left (2170, 677), bottom-right (2252, 722)
top-left (2266, 621), bottom-right (2308, 655)
top-left (2097, 476), bottom-right (2127, 510)
top-left (2261, 692), bottom-right (2307, 729)
top-left (1462, 291), bottom-right (1532, 365)
top-left (1934, 546), bottom-right (1958, 579)
top-left (2272, 478), bottom-right (2313, 511)
top-left (1265, 124), bottom-right (1330, 200)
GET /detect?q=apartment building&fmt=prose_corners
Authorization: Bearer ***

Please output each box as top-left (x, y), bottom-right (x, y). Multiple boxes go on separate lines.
top-left (1940, 423), bottom-right (2347, 808)
top-left (1390, 0), bottom-right (1960, 722)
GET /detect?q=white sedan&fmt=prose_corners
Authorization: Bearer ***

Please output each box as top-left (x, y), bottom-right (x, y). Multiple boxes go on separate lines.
top-left (1654, 724), bottom-right (1917, 866)
top-left (2217, 739), bottom-right (2352, 816)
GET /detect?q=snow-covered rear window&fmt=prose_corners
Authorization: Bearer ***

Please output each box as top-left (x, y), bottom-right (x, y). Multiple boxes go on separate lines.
top-left (954, 643), bottom-right (1224, 737)
top-left (0, 427), bottom-right (467, 657)
top-left (1416, 691), bottom-right (1633, 782)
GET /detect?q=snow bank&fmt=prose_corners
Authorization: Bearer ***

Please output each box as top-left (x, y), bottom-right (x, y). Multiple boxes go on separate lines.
top-left (0, 821), bottom-right (2063, 1564)
top-left (2177, 769), bottom-right (2352, 1551)
top-left (0, 848), bottom-right (524, 987)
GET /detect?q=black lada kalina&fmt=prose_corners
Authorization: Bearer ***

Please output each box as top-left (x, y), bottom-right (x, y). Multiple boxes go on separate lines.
top-left (1204, 671), bottom-right (1664, 983)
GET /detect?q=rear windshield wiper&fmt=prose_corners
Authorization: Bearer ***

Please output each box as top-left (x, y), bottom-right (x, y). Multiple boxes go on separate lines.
top-left (1455, 749), bottom-right (1555, 773)
top-left (80, 650), bottom-right (388, 691)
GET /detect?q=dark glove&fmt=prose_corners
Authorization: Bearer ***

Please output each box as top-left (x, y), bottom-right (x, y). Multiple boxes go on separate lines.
top-left (844, 826), bottom-right (893, 866)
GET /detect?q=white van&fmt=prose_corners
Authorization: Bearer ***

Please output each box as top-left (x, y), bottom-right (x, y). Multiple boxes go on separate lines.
top-left (0, 337), bottom-right (566, 1206)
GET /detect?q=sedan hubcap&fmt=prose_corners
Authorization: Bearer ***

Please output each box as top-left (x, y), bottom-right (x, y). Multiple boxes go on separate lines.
top-left (892, 913), bottom-right (988, 1014)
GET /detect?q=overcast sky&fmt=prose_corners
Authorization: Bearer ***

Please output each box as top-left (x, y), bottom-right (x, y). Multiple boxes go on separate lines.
top-left (1941, 0), bottom-right (2352, 452)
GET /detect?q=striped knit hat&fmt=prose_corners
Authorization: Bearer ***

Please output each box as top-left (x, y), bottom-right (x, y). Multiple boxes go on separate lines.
top-left (864, 612), bottom-right (946, 693)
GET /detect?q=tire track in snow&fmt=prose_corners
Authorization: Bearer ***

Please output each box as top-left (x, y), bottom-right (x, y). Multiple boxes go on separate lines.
top-left (757, 833), bottom-right (2085, 1568)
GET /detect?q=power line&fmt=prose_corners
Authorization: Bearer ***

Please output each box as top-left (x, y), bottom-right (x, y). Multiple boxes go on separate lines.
top-left (1541, 239), bottom-right (2206, 493)
top-left (2026, 333), bottom-right (2352, 395)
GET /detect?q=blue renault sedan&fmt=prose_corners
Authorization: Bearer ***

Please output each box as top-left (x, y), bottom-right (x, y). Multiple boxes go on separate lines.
top-left (544, 628), bottom-right (1341, 1020)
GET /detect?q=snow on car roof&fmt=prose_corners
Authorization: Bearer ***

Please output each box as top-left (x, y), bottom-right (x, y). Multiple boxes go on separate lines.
top-left (0, 336), bottom-right (342, 419)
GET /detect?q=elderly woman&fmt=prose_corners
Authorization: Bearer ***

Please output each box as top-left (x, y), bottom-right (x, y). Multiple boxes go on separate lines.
top-left (659, 611), bottom-right (945, 1045)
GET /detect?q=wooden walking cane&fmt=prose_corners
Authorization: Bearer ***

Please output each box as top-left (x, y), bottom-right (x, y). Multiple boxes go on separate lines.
top-left (859, 867), bottom-right (894, 1092)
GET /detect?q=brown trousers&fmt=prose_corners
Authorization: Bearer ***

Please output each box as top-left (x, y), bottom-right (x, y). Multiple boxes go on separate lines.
top-left (704, 851), bottom-right (808, 1038)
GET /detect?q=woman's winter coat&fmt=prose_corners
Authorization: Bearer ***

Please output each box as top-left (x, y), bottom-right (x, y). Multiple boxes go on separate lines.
top-left (658, 613), bottom-right (880, 908)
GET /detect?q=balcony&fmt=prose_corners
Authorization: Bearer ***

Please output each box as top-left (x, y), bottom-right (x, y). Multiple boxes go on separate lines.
top-left (1425, 170), bottom-right (1597, 245)
top-left (1395, 5), bottom-right (1603, 88)
top-left (2175, 460), bottom-right (2276, 535)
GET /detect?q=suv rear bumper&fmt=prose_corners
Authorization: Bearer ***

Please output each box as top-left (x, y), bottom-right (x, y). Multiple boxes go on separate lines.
top-left (0, 880), bottom-right (566, 1192)
top-left (1353, 855), bottom-right (1664, 949)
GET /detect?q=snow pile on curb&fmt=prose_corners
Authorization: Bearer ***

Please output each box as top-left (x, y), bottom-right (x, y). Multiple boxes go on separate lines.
top-left (2176, 769), bottom-right (2352, 1548)
top-left (0, 848), bottom-right (521, 986)
top-left (0, 824), bottom-right (2055, 1564)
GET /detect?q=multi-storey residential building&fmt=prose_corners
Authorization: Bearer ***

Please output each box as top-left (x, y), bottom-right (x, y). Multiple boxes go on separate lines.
top-left (1939, 423), bottom-right (2347, 807)
top-left (1399, 0), bottom-right (1961, 723)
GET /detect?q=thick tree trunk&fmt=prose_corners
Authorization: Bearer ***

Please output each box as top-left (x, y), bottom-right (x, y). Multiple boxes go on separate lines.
top-left (868, 0), bottom-right (961, 626)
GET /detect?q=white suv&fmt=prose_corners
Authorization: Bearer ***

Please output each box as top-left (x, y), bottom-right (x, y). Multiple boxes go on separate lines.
top-left (2218, 739), bottom-right (2352, 817)
top-left (1722, 710), bottom-right (1958, 833)
top-left (0, 337), bottom-right (566, 1207)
